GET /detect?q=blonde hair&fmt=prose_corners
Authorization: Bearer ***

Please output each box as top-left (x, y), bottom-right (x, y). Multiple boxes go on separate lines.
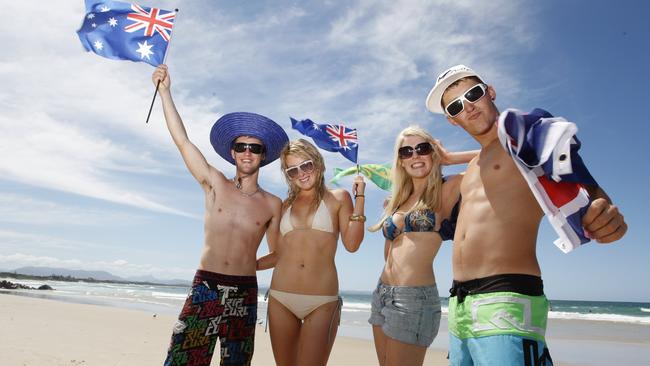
top-left (368, 126), bottom-right (443, 232)
top-left (280, 139), bottom-right (327, 210)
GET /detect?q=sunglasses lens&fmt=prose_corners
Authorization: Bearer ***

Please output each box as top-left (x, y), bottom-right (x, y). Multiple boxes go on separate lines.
top-left (300, 161), bottom-right (314, 173)
top-left (233, 143), bottom-right (246, 153)
top-left (415, 143), bottom-right (433, 156)
top-left (248, 144), bottom-right (263, 154)
top-left (465, 84), bottom-right (486, 103)
top-left (398, 146), bottom-right (414, 159)
top-left (446, 100), bottom-right (464, 116)
top-left (286, 167), bottom-right (300, 179)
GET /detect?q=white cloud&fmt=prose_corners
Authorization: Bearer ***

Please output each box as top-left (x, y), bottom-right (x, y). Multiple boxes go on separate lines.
top-left (0, 193), bottom-right (148, 226)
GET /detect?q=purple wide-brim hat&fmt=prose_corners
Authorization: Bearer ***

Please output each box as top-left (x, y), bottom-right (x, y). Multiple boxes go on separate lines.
top-left (210, 112), bottom-right (289, 167)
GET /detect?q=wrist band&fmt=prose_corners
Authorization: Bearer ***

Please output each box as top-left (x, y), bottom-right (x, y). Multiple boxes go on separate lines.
top-left (349, 214), bottom-right (366, 222)
top-left (355, 194), bottom-right (365, 198)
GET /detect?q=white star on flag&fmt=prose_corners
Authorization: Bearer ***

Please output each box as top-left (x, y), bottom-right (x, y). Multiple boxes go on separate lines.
top-left (100, 5), bottom-right (110, 12)
top-left (108, 17), bottom-right (118, 27)
top-left (87, 13), bottom-right (95, 19)
top-left (91, 23), bottom-right (97, 28)
top-left (93, 40), bottom-right (103, 50)
top-left (136, 40), bottom-right (154, 60)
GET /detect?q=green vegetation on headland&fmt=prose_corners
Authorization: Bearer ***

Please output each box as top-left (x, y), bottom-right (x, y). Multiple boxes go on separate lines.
top-left (0, 272), bottom-right (184, 287)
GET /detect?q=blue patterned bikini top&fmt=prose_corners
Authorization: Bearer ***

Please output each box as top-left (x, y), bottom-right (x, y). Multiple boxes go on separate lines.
top-left (381, 198), bottom-right (460, 242)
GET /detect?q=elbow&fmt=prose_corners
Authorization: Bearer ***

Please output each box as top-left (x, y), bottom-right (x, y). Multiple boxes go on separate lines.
top-left (344, 239), bottom-right (363, 253)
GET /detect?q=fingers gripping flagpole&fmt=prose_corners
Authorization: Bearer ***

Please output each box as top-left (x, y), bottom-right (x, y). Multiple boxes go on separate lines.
top-left (146, 8), bottom-right (179, 124)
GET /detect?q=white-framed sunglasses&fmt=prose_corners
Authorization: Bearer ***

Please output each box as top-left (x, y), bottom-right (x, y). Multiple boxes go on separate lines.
top-left (445, 83), bottom-right (488, 117)
top-left (285, 160), bottom-right (314, 179)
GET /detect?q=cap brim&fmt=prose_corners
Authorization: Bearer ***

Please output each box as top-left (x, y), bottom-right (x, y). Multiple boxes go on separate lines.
top-left (210, 112), bottom-right (289, 167)
top-left (425, 70), bottom-right (483, 115)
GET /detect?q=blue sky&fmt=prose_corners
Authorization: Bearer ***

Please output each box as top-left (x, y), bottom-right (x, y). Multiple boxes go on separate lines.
top-left (0, 1), bottom-right (648, 302)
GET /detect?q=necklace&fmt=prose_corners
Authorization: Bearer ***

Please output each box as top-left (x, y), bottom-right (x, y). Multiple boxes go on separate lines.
top-left (233, 177), bottom-right (260, 197)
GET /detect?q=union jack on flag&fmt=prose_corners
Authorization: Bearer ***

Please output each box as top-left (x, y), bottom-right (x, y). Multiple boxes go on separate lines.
top-left (291, 118), bottom-right (359, 163)
top-left (497, 108), bottom-right (598, 253)
top-left (124, 4), bottom-right (174, 41)
top-left (76, 0), bottom-right (176, 67)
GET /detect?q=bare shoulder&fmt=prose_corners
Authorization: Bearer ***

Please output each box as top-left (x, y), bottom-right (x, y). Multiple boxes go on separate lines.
top-left (261, 190), bottom-right (283, 209)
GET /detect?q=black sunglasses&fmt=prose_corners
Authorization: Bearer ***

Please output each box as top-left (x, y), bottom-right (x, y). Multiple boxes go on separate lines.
top-left (398, 142), bottom-right (434, 159)
top-left (445, 83), bottom-right (488, 117)
top-left (233, 142), bottom-right (265, 154)
top-left (285, 160), bottom-right (314, 179)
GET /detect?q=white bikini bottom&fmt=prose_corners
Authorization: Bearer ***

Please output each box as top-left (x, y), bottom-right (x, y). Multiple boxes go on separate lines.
top-left (268, 289), bottom-right (340, 320)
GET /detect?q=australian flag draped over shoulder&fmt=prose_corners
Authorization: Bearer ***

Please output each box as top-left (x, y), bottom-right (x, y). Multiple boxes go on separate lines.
top-left (290, 118), bottom-right (359, 163)
top-left (76, 0), bottom-right (175, 66)
top-left (497, 108), bottom-right (598, 253)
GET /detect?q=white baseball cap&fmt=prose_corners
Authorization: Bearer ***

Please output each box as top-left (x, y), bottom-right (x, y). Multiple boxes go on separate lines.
top-left (425, 64), bottom-right (484, 114)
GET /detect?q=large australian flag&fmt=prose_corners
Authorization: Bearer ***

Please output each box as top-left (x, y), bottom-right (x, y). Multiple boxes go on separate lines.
top-left (76, 0), bottom-right (176, 67)
top-left (497, 108), bottom-right (598, 253)
top-left (291, 118), bottom-right (359, 164)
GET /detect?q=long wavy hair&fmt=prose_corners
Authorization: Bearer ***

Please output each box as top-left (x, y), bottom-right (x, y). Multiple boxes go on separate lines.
top-left (280, 139), bottom-right (327, 210)
top-left (368, 126), bottom-right (443, 232)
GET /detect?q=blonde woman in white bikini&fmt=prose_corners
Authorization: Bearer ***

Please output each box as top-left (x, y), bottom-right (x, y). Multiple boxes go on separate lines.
top-left (257, 138), bottom-right (366, 366)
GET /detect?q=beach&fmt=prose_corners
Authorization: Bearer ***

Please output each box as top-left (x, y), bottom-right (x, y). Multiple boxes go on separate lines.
top-left (2, 283), bottom-right (650, 365)
top-left (0, 294), bottom-right (449, 366)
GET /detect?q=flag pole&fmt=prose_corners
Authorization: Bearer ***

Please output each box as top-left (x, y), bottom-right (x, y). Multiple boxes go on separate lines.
top-left (146, 8), bottom-right (179, 124)
top-left (356, 137), bottom-right (360, 175)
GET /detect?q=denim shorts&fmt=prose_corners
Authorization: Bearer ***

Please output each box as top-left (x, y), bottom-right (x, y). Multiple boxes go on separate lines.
top-left (368, 280), bottom-right (441, 347)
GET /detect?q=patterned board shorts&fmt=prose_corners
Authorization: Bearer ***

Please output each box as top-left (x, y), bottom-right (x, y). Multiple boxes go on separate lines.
top-left (164, 270), bottom-right (258, 366)
top-left (368, 281), bottom-right (441, 347)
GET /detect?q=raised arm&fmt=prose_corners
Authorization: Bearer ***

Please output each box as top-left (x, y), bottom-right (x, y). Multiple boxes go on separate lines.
top-left (582, 185), bottom-right (627, 244)
top-left (433, 139), bottom-right (479, 165)
top-left (338, 176), bottom-right (366, 252)
top-left (153, 65), bottom-right (223, 189)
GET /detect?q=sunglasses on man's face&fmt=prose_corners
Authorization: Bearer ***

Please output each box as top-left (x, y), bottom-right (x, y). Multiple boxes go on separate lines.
top-left (398, 142), bottom-right (434, 159)
top-left (233, 142), bottom-right (265, 154)
top-left (445, 83), bottom-right (488, 117)
top-left (285, 160), bottom-right (315, 179)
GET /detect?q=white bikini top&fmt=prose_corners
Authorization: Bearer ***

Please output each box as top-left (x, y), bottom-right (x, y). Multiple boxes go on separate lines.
top-left (279, 200), bottom-right (334, 236)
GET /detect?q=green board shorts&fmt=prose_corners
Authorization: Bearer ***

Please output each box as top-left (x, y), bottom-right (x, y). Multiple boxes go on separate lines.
top-left (447, 274), bottom-right (553, 365)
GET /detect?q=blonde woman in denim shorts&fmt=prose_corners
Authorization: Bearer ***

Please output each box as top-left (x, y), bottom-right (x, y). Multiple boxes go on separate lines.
top-left (368, 126), bottom-right (476, 365)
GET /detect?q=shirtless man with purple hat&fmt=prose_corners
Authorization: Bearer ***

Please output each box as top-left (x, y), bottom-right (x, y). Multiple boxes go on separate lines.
top-left (153, 64), bottom-right (289, 366)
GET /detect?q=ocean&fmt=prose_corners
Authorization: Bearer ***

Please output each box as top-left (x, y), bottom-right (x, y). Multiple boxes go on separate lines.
top-left (3, 277), bottom-right (649, 326)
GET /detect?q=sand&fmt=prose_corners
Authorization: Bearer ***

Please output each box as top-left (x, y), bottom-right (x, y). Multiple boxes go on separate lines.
top-left (5, 292), bottom-right (649, 365)
top-left (0, 294), bottom-right (449, 365)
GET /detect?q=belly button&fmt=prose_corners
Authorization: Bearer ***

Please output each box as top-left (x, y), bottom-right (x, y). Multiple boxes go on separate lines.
top-left (300, 264), bottom-right (305, 268)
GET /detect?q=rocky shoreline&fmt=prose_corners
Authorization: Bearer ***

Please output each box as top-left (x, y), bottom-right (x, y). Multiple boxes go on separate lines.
top-left (0, 280), bottom-right (53, 290)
